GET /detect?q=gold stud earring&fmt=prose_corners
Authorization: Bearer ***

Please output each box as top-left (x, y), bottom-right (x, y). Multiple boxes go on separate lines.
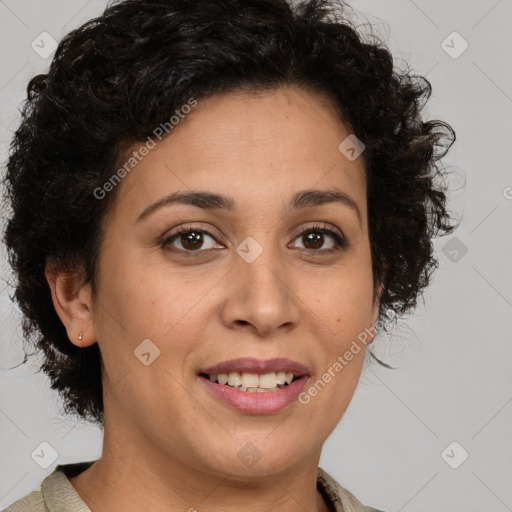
top-left (78, 332), bottom-right (84, 341)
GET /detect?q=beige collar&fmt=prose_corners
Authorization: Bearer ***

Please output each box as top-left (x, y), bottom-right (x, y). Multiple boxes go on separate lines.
top-left (40, 462), bottom-right (379, 512)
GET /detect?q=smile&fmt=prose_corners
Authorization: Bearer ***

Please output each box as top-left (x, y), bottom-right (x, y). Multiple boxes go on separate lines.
top-left (200, 371), bottom-right (299, 392)
top-left (198, 372), bottom-right (310, 414)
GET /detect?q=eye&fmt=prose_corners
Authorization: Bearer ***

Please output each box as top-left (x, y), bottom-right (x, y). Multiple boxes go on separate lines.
top-left (290, 223), bottom-right (348, 253)
top-left (160, 222), bottom-right (348, 257)
top-left (161, 225), bottom-right (223, 255)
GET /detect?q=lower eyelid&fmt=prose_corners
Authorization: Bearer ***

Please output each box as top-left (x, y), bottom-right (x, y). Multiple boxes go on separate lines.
top-left (291, 230), bottom-right (347, 251)
top-left (161, 226), bottom-right (348, 253)
top-left (162, 229), bottom-right (219, 252)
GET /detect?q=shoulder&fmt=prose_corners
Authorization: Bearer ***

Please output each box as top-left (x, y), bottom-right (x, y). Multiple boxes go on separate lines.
top-left (2, 461), bottom-right (95, 512)
top-left (317, 466), bottom-right (388, 512)
top-left (2, 490), bottom-right (47, 511)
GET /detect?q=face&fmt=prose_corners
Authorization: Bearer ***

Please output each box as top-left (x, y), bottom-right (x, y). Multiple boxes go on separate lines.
top-left (82, 86), bottom-right (380, 478)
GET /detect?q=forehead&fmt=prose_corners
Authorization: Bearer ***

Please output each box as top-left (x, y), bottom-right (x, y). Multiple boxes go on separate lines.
top-left (107, 85), bottom-right (367, 223)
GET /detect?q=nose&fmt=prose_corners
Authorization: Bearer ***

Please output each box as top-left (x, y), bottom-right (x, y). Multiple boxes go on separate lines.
top-left (220, 239), bottom-right (301, 338)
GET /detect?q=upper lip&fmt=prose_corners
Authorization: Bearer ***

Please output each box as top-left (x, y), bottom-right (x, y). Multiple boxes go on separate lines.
top-left (199, 357), bottom-right (311, 377)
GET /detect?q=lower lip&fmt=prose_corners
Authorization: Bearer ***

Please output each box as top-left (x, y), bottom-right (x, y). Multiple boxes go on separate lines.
top-left (198, 375), bottom-right (309, 414)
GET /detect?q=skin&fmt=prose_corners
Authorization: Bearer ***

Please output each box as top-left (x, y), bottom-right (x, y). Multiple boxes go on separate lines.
top-left (46, 85), bottom-right (382, 512)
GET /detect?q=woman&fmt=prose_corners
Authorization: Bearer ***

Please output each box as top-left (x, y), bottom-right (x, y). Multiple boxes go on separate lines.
top-left (2, 0), bottom-right (456, 510)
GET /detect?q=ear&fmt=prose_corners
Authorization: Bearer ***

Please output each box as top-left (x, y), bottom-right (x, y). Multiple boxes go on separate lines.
top-left (372, 262), bottom-right (389, 323)
top-left (367, 280), bottom-right (385, 345)
top-left (372, 282), bottom-right (383, 325)
top-left (45, 262), bottom-right (96, 348)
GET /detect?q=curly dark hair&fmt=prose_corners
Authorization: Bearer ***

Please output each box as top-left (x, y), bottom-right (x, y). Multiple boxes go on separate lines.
top-left (2, 0), bottom-right (457, 426)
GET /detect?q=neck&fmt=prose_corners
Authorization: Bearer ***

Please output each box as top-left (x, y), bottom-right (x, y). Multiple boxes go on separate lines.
top-left (68, 411), bottom-right (331, 512)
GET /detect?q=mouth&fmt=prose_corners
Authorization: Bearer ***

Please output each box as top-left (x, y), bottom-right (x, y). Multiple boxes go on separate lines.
top-left (198, 371), bottom-right (302, 393)
top-left (197, 358), bottom-right (311, 414)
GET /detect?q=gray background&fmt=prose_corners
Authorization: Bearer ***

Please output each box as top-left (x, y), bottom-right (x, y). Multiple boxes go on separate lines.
top-left (1, 1), bottom-right (511, 510)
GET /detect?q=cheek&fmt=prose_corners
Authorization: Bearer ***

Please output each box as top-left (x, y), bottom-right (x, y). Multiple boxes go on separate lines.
top-left (91, 253), bottom-right (208, 425)
top-left (96, 246), bottom-right (171, 328)
top-left (330, 277), bottom-right (375, 377)
top-left (305, 254), bottom-right (375, 338)
top-left (93, 249), bottom-right (212, 363)
top-left (301, 258), bottom-right (374, 410)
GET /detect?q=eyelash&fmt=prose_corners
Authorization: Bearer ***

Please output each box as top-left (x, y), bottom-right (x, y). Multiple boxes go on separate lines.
top-left (159, 223), bottom-right (349, 257)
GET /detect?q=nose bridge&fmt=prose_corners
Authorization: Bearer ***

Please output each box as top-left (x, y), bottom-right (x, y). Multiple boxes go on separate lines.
top-left (223, 230), bottom-right (299, 335)
top-left (236, 232), bottom-right (288, 300)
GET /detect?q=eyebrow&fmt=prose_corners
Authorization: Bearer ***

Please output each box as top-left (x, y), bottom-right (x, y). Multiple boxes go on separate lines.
top-left (136, 187), bottom-right (362, 225)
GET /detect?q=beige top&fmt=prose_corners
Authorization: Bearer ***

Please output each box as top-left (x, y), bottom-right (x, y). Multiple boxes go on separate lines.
top-left (2, 461), bottom-right (385, 512)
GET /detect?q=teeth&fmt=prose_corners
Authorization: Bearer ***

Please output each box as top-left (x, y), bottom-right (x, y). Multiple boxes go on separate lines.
top-left (276, 371), bottom-right (287, 385)
top-left (241, 373), bottom-right (259, 388)
top-left (206, 371), bottom-right (298, 390)
top-left (228, 372), bottom-right (242, 387)
top-left (247, 387), bottom-right (279, 393)
top-left (258, 372), bottom-right (277, 388)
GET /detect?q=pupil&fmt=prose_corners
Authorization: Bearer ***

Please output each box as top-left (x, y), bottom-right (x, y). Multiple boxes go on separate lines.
top-left (179, 230), bottom-right (324, 251)
top-left (305, 231), bottom-right (322, 249)
top-left (182, 231), bottom-right (202, 250)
